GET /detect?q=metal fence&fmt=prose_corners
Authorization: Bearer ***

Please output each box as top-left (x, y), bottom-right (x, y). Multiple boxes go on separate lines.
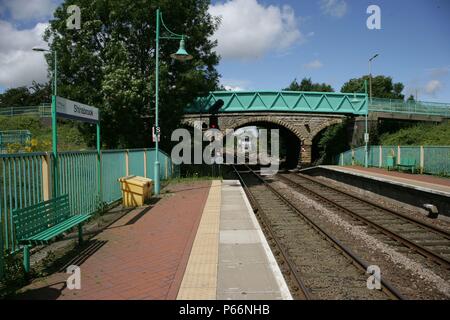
top-left (2, 98), bottom-right (449, 119)
top-left (0, 105), bottom-right (51, 118)
top-left (0, 148), bottom-right (176, 273)
top-left (336, 145), bottom-right (450, 176)
top-left (0, 130), bottom-right (32, 153)
top-left (369, 98), bottom-right (450, 117)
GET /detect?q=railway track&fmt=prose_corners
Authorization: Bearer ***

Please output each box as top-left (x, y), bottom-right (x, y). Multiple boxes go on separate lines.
top-left (278, 173), bottom-right (450, 269)
top-left (232, 165), bottom-right (404, 300)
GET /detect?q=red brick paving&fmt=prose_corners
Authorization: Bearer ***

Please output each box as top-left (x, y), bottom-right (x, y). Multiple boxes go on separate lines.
top-left (343, 166), bottom-right (450, 187)
top-left (16, 181), bottom-right (211, 300)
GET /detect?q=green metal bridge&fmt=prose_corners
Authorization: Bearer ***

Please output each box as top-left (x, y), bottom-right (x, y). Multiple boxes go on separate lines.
top-left (1, 92), bottom-right (449, 118)
top-left (185, 91), bottom-right (450, 118)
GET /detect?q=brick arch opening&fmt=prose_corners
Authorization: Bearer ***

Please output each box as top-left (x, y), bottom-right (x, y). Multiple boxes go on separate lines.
top-left (229, 117), bottom-right (309, 143)
top-left (229, 120), bottom-right (302, 169)
top-left (310, 118), bottom-right (346, 165)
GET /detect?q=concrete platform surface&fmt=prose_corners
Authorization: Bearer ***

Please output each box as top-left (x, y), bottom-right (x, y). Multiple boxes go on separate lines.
top-left (15, 180), bottom-right (291, 300)
top-left (322, 165), bottom-right (450, 196)
top-left (217, 180), bottom-right (291, 300)
top-left (15, 181), bottom-right (212, 300)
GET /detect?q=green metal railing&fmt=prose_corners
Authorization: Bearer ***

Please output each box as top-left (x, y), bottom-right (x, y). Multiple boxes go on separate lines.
top-left (129, 149), bottom-right (145, 177)
top-left (0, 153), bottom-right (45, 253)
top-left (186, 91), bottom-right (368, 115)
top-left (57, 151), bottom-right (99, 216)
top-left (336, 145), bottom-right (450, 176)
top-left (0, 148), bottom-right (176, 257)
top-left (102, 150), bottom-right (127, 205)
top-left (185, 91), bottom-right (450, 118)
top-left (1, 97), bottom-right (449, 120)
top-left (0, 130), bottom-right (32, 153)
top-left (369, 98), bottom-right (450, 117)
top-left (0, 105), bottom-right (51, 118)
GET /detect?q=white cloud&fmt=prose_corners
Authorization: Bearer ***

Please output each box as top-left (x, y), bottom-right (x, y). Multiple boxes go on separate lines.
top-left (320, 0), bottom-right (348, 18)
top-left (0, 0), bottom-right (57, 21)
top-left (0, 20), bottom-right (49, 88)
top-left (221, 78), bottom-right (250, 91)
top-left (304, 59), bottom-right (323, 69)
top-left (425, 80), bottom-right (442, 95)
top-left (426, 66), bottom-right (450, 78)
top-left (209, 0), bottom-right (302, 60)
top-left (224, 85), bottom-right (245, 91)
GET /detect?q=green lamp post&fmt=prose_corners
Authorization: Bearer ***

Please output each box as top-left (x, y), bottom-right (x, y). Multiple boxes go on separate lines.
top-left (364, 79), bottom-right (369, 168)
top-left (154, 9), bottom-right (193, 195)
top-left (33, 47), bottom-right (59, 196)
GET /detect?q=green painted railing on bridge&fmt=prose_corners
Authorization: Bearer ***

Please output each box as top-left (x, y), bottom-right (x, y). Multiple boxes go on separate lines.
top-left (185, 91), bottom-right (368, 115)
top-left (0, 105), bottom-right (51, 118)
top-left (336, 145), bottom-right (450, 176)
top-left (2, 95), bottom-right (449, 120)
top-left (369, 98), bottom-right (450, 117)
top-left (0, 148), bottom-right (177, 269)
top-left (185, 91), bottom-right (450, 118)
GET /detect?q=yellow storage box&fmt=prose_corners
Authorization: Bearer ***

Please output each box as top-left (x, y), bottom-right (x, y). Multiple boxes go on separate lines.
top-left (118, 175), bottom-right (153, 207)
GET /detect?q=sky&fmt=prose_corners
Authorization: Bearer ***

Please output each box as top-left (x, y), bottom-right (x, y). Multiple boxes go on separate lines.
top-left (0, 0), bottom-right (449, 102)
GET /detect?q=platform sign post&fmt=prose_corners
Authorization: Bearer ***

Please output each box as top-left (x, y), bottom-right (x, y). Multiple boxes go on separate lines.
top-left (97, 123), bottom-right (102, 205)
top-left (51, 94), bottom-right (58, 197)
top-left (54, 96), bottom-right (101, 203)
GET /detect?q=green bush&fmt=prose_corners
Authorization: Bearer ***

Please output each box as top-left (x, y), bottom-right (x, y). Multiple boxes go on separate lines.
top-left (0, 251), bottom-right (31, 297)
top-left (379, 121), bottom-right (450, 145)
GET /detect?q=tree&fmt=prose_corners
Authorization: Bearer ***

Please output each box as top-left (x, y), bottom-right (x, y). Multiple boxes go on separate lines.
top-left (407, 94), bottom-right (415, 102)
top-left (341, 75), bottom-right (405, 100)
top-left (284, 78), bottom-right (334, 92)
top-left (0, 82), bottom-right (51, 108)
top-left (44, 0), bottom-right (220, 149)
top-left (313, 120), bottom-right (349, 165)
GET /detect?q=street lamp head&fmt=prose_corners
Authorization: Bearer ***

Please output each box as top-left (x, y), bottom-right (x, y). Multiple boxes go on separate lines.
top-left (32, 47), bottom-right (49, 52)
top-left (170, 38), bottom-right (193, 61)
top-left (369, 53), bottom-right (379, 61)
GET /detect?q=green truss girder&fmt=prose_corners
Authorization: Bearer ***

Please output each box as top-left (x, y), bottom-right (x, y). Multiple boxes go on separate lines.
top-left (185, 91), bottom-right (368, 115)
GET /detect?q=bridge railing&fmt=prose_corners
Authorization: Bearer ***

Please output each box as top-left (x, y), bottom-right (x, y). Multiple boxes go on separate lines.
top-left (0, 130), bottom-right (32, 150)
top-left (336, 145), bottom-right (450, 176)
top-left (0, 105), bottom-right (51, 118)
top-left (0, 148), bottom-right (177, 255)
top-left (369, 98), bottom-right (450, 117)
top-left (186, 91), bottom-right (369, 115)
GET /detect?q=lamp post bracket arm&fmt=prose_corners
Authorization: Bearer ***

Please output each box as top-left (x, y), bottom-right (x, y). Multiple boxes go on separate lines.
top-left (159, 11), bottom-right (184, 39)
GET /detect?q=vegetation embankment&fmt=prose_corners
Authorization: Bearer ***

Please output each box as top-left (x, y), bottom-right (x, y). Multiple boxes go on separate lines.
top-left (378, 121), bottom-right (450, 146)
top-left (0, 115), bottom-right (87, 152)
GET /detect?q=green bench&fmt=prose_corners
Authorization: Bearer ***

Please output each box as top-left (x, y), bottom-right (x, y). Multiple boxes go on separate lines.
top-left (12, 194), bottom-right (90, 273)
top-left (397, 158), bottom-right (416, 174)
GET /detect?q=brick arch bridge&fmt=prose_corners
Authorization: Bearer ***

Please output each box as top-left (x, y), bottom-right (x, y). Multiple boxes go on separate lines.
top-left (182, 112), bottom-right (345, 166)
top-left (182, 91), bottom-right (368, 166)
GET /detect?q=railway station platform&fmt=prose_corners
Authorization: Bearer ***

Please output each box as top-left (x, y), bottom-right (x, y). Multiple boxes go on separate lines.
top-left (305, 165), bottom-right (450, 218)
top-left (322, 166), bottom-right (450, 196)
top-left (14, 180), bottom-right (291, 300)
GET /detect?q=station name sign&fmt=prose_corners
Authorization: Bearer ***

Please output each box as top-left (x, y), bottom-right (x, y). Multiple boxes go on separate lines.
top-left (56, 96), bottom-right (99, 123)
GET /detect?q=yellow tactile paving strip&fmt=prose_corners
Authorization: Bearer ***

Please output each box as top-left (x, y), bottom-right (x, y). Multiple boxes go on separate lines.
top-left (177, 180), bottom-right (221, 300)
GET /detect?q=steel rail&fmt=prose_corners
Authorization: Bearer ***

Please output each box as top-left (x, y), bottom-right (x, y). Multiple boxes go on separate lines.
top-left (235, 165), bottom-right (405, 300)
top-left (291, 172), bottom-right (450, 239)
top-left (232, 165), bottom-right (312, 300)
top-left (279, 173), bottom-right (450, 269)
